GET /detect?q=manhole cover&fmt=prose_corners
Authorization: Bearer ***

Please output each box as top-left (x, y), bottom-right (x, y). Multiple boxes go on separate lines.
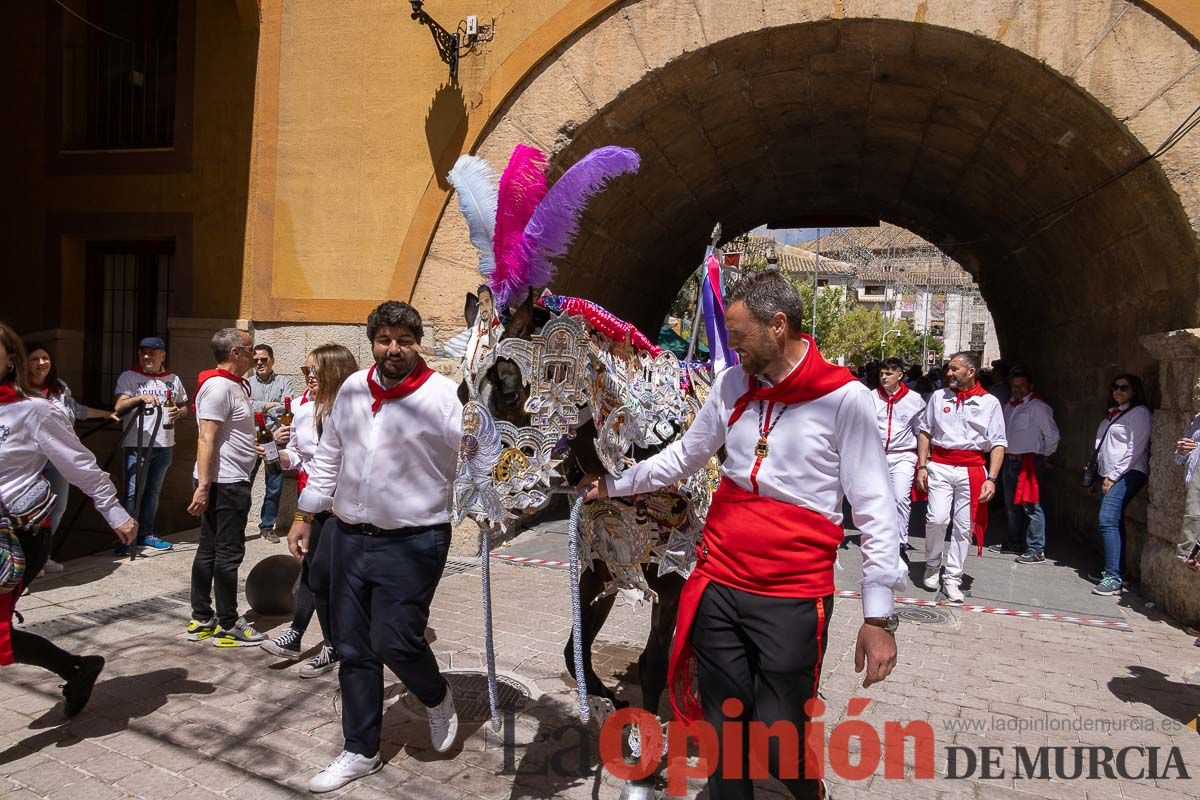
top-left (897, 606), bottom-right (953, 625)
top-left (396, 671), bottom-right (533, 722)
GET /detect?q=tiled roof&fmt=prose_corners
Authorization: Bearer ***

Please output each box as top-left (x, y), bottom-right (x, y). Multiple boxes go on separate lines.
top-left (790, 223), bottom-right (979, 289)
top-left (724, 235), bottom-right (858, 277)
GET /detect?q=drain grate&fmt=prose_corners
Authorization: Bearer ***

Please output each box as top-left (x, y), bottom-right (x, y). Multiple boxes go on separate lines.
top-left (78, 596), bottom-right (184, 625)
top-left (444, 556), bottom-right (480, 575)
top-left (897, 606), bottom-right (953, 625)
top-left (161, 588), bottom-right (193, 604)
top-left (397, 670), bottom-right (533, 722)
top-left (20, 617), bottom-right (93, 638)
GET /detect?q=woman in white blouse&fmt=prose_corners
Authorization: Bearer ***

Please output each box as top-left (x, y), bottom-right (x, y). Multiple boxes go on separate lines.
top-left (1091, 373), bottom-right (1152, 597)
top-left (25, 342), bottom-right (115, 575)
top-left (0, 324), bottom-right (136, 715)
top-left (261, 343), bottom-right (357, 678)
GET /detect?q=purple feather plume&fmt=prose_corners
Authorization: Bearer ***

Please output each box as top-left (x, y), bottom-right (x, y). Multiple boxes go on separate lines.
top-left (490, 144), bottom-right (548, 307)
top-left (521, 146), bottom-right (641, 290)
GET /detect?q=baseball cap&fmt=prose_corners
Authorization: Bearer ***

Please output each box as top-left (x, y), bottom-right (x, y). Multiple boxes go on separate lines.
top-left (139, 336), bottom-right (167, 351)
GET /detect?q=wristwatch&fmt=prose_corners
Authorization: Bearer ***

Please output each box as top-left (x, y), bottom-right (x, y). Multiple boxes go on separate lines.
top-left (864, 614), bottom-right (900, 634)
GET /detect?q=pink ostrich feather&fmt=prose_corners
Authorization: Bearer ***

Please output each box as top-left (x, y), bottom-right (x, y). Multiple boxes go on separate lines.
top-left (489, 144), bottom-right (548, 307)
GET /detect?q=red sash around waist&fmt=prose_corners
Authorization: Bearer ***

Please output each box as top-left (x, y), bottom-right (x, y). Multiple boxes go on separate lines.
top-left (1012, 454), bottom-right (1040, 505)
top-left (668, 478), bottom-right (843, 724)
top-left (930, 447), bottom-right (989, 556)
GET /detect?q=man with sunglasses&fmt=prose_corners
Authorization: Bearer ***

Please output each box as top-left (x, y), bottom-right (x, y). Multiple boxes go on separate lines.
top-left (249, 344), bottom-right (296, 543)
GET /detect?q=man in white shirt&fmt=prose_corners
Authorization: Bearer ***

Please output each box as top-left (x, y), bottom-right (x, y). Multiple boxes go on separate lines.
top-left (916, 352), bottom-right (1007, 604)
top-left (291, 301), bottom-right (463, 794)
top-left (186, 328), bottom-right (265, 649)
top-left (872, 357), bottom-right (926, 560)
top-left (992, 368), bottom-right (1059, 564)
top-left (586, 272), bottom-right (905, 799)
top-left (113, 336), bottom-right (188, 554)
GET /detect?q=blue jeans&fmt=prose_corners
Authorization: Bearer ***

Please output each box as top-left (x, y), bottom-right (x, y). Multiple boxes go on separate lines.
top-left (1098, 470), bottom-right (1149, 580)
top-left (251, 460), bottom-right (283, 531)
top-left (124, 447), bottom-right (174, 539)
top-left (1001, 454), bottom-right (1046, 552)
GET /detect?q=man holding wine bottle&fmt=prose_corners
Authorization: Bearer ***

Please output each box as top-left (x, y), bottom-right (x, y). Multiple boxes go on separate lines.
top-left (186, 328), bottom-right (265, 648)
top-left (249, 345), bottom-right (296, 543)
top-left (113, 336), bottom-right (188, 554)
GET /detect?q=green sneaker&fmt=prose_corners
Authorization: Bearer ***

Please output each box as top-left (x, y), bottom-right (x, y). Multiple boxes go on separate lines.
top-left (186, 618), bottom-right (218, 641)
top-left (212, 617), bottom-right (266, 648)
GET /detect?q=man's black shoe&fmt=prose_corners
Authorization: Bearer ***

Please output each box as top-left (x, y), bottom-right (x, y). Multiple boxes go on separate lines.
top-left (62, 655), bottom-right (105, 717)
top-left (1015, 551), bottom-right (1046, 564)
top-left (987, 543), bottom-right (1021, 554)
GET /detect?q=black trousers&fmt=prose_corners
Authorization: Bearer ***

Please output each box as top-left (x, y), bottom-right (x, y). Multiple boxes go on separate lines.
top-left (8, 527), bottom-right (80, 678)
top-left (190, 480), bottom-right (251, 629)
top-left (291, 512), bottom-right (333, 643)
top-left (330, 517), bottom-right (450, 756)
top-left (692, 583), bottom-right (832, 800)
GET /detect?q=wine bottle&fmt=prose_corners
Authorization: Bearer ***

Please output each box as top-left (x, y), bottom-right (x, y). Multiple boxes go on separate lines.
top-left (162, 389), bottom-right (176, 430)
top-left (255, 411), bottom-right (282, 475)
top-left (280, 395), bottom-right (293, 426)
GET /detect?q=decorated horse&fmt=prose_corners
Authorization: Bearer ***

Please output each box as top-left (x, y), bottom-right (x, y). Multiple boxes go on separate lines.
top-left (443, 145), bottom-right (722, 786)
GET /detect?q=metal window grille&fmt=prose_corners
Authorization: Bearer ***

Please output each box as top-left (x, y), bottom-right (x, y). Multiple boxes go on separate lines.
top-left (84, 243), bottom-right (174, 406)
top-left (60, 1), bottom-right (178, 150)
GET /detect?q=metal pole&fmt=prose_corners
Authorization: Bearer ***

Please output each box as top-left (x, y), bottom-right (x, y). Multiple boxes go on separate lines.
top-left (685, 223), bottom-right (723, 364)
top-left (812, 229), bottom-right (820, 339)
top-left (921, 256), bottom-right (932, 368)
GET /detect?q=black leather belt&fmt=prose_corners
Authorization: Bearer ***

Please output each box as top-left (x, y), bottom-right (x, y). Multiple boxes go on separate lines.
top-left (339, 519), bottom-right (446, 537)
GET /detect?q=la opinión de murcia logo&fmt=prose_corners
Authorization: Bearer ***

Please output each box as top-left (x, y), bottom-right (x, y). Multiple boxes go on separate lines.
top-left (495, 699), bottom-right (1192, 791)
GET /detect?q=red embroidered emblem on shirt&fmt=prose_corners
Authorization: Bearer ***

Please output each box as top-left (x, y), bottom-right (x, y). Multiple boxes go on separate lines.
top-left (943, 407), bottom-right (951, 413)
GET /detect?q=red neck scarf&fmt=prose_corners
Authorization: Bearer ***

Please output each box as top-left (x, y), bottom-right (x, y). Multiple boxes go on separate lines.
top-left (727, 335), bottom-right (856, 428)
top-left (955, 382), bottom-right (988, 407)
top-left (300, 389), bottom-right (311, 405)
top-left (0, 385), bottom-right (24, 405)
top-left (1009, 393), bottom-right (1036, 407)
top-left (133, 366), bottom-right (173, 379)
top-left (367, 360), bottom-right (434, 413)
top-left (876, 383), bottom-right (910, 405)
top-left (1107, 404), bottom-right (1127, 421)
top-left (193, 369), bottom-right (250, 413)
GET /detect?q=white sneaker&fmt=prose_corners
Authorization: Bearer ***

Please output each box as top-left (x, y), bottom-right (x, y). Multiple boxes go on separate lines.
top-left (43, 559), bottom-right (64, 574)
top-left (307, 750), bottom-right (381, 793)
top-left (943, 583), bottom-right (965, 604)
top-left (922, 568), bottom-right (941, 591)
top-left (427, 683), bottom-right (459, 753)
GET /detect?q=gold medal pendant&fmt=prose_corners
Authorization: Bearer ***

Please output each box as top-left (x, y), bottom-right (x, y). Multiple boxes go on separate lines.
top-left (754, 436), bottom-right (769, 459)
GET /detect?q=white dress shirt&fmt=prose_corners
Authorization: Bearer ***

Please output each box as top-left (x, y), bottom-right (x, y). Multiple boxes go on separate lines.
top-left (283, 397), bottom-right (318, 475)
top-left (920, 388), bottom-right (1007, 452)
top-left (1003, 396), bottom-right (1060, 456)
top-left (0, 398), bottom-right (130, 530)
top-left (1095, 404), bottom-right (1152, 480)
top-left (606, 347), bottom-right (906, 617)
top-left (871, 386), bottom-right (926, 453)
top-left (298, 368), bottom-right (464, 528)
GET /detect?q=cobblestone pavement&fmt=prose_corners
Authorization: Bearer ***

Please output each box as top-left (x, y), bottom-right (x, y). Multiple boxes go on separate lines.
top-left (2, 531), bottom-right (1199, 799)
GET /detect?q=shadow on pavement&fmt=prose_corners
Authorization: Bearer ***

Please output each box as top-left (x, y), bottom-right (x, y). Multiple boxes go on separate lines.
top-left (0, 668), bottom-right (216, 766)
top-left (1107, 665), bottom-right (1200, 727)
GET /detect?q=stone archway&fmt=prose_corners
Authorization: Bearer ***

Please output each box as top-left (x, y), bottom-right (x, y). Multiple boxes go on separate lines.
top-left (415, 1), bottom-right (1200, 619)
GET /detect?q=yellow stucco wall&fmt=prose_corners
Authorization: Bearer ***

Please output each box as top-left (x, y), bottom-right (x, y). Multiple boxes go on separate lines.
top-left (247, 0), bottom-right (1200, 327)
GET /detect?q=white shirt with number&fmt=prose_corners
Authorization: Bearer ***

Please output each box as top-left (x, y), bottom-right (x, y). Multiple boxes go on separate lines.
top-left (114, 370), bottom-right (188, 448)
top-left (192, 377), bottom-right (257, 484)
top-left (297, 369), bottom-right (464, 528)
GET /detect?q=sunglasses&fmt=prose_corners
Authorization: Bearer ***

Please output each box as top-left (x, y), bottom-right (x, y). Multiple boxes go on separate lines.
top-left (1111, 384), bottom-right (1133, 391)
top-left (253, 357), bottom-right (270, 364)
top-left (301, 366), bottom-right (317, 378)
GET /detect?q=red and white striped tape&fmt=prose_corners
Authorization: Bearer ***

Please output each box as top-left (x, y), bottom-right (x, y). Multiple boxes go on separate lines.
top-left (490, 553), bottom-right (573, 569)
top-left (489, 554), bottom-right (1132, 632)
top-left (832, 589), bottom-right (1132, 631)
